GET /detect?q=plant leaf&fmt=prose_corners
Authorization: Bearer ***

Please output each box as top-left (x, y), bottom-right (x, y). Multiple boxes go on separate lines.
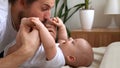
top-left (54, 0), bottom-right (60, 17)
top-left (65, 3), bottom-right (85, 22)
top-left (62, 3), bottom-right (85, 23)
top-left (57, 3), bottom-right (64, 18)
top-left (63, 0), bottom-right (69, 23)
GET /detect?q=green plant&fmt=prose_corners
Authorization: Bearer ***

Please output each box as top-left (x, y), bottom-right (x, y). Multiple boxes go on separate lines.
top-left (82, 0), bottom-right (92, 10)
top-left (54, 0), bottom-right (85, 36)
top-left (85, 0), bottom-right (89, 9)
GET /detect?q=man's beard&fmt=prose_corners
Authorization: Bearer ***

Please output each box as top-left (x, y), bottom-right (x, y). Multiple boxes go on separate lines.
top-left (15, 11), bottom-right (25, 31)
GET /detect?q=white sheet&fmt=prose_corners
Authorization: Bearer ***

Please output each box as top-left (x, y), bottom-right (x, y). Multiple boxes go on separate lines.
top-left (100, 42), bottom-right (120, 68)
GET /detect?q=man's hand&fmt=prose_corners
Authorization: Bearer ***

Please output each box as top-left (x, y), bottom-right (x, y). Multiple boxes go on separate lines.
top-left (16, 18), bottom-right (40, 56)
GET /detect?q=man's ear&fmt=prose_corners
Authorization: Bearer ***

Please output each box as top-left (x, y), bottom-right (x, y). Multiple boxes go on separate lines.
top-left (67, 56), bottom-right (76, 62)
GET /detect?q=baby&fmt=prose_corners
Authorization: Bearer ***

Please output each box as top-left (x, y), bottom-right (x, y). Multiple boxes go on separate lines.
top-left (31, 17), bottom-right (93, 67)
top-left (4, 17), bottom-right (93, 68)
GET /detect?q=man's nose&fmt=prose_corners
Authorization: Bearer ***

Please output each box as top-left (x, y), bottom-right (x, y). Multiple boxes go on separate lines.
top-left (44, 10), bottom-right (51, 21)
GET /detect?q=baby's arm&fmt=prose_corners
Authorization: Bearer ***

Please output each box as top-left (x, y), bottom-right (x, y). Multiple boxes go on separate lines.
top-left (31, 18), bottom-right (56, 60)
top-left (52, 17), bottom-right (68, 42)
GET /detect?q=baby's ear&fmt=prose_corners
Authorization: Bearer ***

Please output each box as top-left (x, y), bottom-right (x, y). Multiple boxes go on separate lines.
top-left (67, 56), bottom-right (76, 62)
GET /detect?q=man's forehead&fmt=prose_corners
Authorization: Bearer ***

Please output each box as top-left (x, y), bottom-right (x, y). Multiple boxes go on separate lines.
top-left (38, 0), bottom-right (55, 7)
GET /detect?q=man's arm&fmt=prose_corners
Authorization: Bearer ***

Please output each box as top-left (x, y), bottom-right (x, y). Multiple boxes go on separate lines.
top-left (6, 18), bottom-right (40, 55)
top-left (1, 18), bottom-right (40, 67)
top-left (31, 18), bottom-right (56, 60)
top-left (0, 45), bottom-right (35, 68)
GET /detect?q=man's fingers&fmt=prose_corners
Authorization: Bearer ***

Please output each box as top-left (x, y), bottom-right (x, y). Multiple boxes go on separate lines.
top-left (19, 18), bottom-right (36, 33)
top-left (21, 18), bottom-right (35, 27)
top-left (19, 23), bottom-right (31, 34)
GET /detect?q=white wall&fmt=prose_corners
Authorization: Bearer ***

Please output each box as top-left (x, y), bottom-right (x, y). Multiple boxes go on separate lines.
top-left (62, 0), bottom-right (120, 30)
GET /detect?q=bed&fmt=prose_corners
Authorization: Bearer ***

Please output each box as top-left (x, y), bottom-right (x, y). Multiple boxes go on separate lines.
top-left (62, 42), bottom-right (120, 68)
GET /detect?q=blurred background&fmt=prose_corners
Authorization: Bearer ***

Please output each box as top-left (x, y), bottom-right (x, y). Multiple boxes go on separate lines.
top-left (51, 0), bottom-right (120, 31)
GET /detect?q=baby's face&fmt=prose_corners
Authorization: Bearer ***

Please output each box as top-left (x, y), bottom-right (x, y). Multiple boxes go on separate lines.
top-left (59, 38), bottom-right (90, 66)
top-left (59, 38), bottom-right (84, 55)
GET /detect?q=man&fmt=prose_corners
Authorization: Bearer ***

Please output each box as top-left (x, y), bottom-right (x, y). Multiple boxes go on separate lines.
top-left (0, 0), bottom-right (93, 67)
top-left (0, 0), bottom-right (55, 51)
top-left (0, 0), bottom-right (56, 67)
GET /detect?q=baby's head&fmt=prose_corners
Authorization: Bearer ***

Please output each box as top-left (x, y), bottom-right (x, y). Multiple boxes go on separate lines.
top-left (59, 38), bottom-right (93, 67)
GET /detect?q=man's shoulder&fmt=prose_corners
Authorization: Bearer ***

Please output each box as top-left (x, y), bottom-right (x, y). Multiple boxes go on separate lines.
top-left (0, 0), bottom-right (8, 10)
top-left (0, 0), bottom-right (9, 21)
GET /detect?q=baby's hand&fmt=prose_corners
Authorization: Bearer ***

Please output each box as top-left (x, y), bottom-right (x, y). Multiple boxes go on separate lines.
top-left (51, 17), bottom-right (64, 28)
top-left (30, 17), bottom-right (44, 29)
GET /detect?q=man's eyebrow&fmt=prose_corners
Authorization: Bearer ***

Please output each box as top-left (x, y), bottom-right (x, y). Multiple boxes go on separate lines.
top-left (43, 3), bottom-right (54, 8)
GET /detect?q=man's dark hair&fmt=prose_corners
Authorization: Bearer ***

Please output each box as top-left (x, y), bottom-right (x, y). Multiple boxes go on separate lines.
top-left (8, 0), bottom-right (37, 5)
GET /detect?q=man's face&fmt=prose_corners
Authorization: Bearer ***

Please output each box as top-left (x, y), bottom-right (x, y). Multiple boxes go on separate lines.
top-left (23, 0), bottom-right (55, 23)
top-left (12, 0), bottom-right (55, 31)
top-left (11, 0), bottom-right (56, 39)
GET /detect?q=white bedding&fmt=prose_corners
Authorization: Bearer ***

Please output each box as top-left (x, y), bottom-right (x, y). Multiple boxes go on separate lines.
top-left (62, 42), bottom-right (120, 68)
top-left (100, 42), bottom-right (120, 68)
